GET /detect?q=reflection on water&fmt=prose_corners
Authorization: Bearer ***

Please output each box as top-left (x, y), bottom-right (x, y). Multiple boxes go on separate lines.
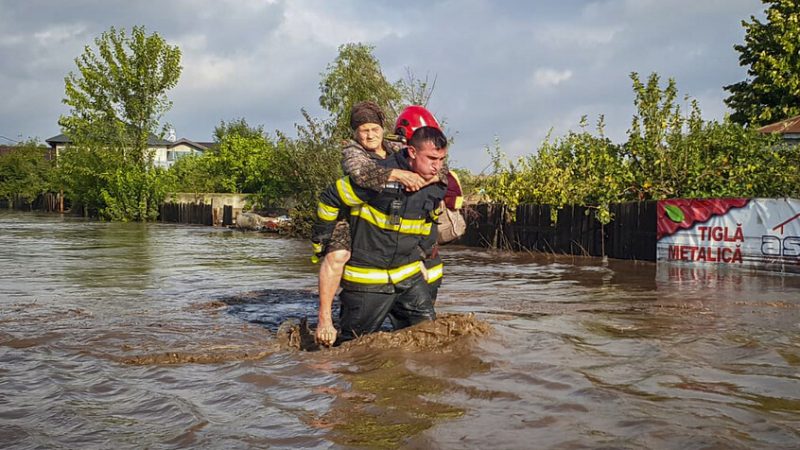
top-left (2, 211), bottom-right (800, 449)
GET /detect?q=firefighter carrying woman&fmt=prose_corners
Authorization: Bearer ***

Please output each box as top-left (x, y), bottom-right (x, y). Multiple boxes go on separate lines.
top-left (311, 102), bottom-right (464, 346)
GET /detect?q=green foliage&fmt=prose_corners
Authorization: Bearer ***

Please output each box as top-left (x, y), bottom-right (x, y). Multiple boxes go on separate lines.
top-left (169, 118), bottom-right (287, 205)
top-left (319, 43), bottom-right (402, 140)
top-left (0, 141), bottom-right (55, 204)
top-left (168, 154), bottom-right (216, 194)
top-left (272, 110), bottom-right (342, 235)
top-left (483, 72), bottom-right (800, 225)
top-left (213, 117), bottom-right (265, 142)
top-left (205, 130), bottom-right (275, 194)
top-left (624, 72), bottom-right (704, 199)
top-left (682, 121), bottom-right (799, 198)
top-left (99, 165), bottom-right (173, 221)
top-left (60, 25), bottom-right (182, 159)
top-left (57, 142), bottom-right (175, 220)
top-left (56, 144), bottom-right (110, 214)
top-left (57, 25), bottom-right (182, 220)
top-left (483, 118), bottom-right (629, 223)
top-left (725, 0), bottom-right (800, 126)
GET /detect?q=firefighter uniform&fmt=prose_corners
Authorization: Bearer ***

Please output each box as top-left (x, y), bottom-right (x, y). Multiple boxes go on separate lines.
top-left (312, 150), bottom-right (445, 342)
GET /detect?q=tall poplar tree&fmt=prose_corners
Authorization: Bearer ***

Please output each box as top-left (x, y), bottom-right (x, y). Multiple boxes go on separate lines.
top-left (318, 43), bottom-right (401, 140)
top-left (724, 0), bottom-right (800, 126)
top-left (58, 26), bottom-right (182, 220)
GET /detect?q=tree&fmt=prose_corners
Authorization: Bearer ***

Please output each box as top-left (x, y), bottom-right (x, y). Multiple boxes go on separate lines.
top-left (207, 118), bottom-right (275, 194)
top-left (60, 25), bottom-right (182, 159)
top-left (624, 72), bottom-right (700, 199)
top-left (0, 140), bottom-right (55, 206)
top-left (396, 68), bottom-right (437, 108)
top-left (171, 119), bottom-right (280, 197)
top-left (319, 43), bottom-right (401, 139)
top-left (724, 0), bottom-right (800, 126)
top-left (57, 26), bottom-right (182, 220)
top-left (272, 110), bottom-right (342, 235)
top-left (213, 117), bottom-right (265, 142)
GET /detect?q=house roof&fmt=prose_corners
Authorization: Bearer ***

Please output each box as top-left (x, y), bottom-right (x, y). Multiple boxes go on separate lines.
top-left (758, 115), bottom-right (800, 134)
top-left (45, 133), bottom-right (172, 146)
top-left (168, 138), bottom-right (213, 151)
top-left (45, 134), bottom-right (71, 145)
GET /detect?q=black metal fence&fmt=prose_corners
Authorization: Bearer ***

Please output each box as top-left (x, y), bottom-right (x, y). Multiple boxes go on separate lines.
top-left (159, 202), bottom-right (213, 225)
top-left (158, 202), bottom-right (236, 226)
top-left (461, 202), bottom-right (657, 261)
top-left (0, 192), bottom-right (63, 212)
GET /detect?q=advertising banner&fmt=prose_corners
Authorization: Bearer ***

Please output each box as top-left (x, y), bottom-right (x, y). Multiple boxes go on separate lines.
top-left (657, 198), bottom-right (800, 273)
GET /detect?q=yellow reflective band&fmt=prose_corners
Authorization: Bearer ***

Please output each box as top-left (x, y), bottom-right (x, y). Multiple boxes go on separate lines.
top-left (449, 170), bottom-right (462, 186)
top-left (431, 205), bottom-right (442, 221)
top-left (310, 242), bottom-right (323, 264)
top-left (317, 202), bottom-right (339, 221)
top-left (343, 265), bottom-right (390, 284)
top-left (351, 204), bottom-right (432, 235)
top-left (426, 263), bottom-right (443, 284)
top-left (336, 176), bottom-right (363, 206)
top-left (388, 261), bottom-right (424, 284)
top-left (448, 170), bottom-right (464, 210)
top-left (342, 261), bottom-right (423, 285)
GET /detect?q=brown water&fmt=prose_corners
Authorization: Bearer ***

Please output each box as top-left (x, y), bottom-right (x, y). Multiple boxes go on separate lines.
top-left (1, 211), bottom-right (799, 449)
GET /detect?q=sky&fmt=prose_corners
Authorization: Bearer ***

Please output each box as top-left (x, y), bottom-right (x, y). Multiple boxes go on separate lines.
top-left (0, 0), bottom-right (765, 172)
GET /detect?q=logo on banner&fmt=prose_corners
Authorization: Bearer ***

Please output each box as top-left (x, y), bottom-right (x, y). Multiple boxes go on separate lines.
top-left (762, 213), bottom-right (800, 258)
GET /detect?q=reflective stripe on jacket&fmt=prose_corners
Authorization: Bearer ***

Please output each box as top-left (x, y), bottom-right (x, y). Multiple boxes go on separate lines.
top-left (312, 151), bottom-right (446, 291)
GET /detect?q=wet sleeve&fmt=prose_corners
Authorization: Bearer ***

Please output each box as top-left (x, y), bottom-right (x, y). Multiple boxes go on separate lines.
top-left (444, 171), bottom-right (464, 210)
top-left (436, 161), bottom-right (450, 188)
top-left (311, 184), bottom-right (342, 260)
top-left (341, 145), bottom-right (393, 191)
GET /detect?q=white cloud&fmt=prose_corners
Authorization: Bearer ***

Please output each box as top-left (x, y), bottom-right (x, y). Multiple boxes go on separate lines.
top-left (533, 24), bottom-right (622, 49)
top-left (277, 3), bottom-right (403, 47)
top-left (531, 68), bottom-right (573, 88)
top-left (33, 24), bottom-right (87, 46)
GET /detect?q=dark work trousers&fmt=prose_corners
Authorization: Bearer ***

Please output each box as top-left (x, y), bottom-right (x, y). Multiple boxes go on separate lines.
top-left (428, 279), bottom-right (441, 306)
top-left (338, 273), bottom-right (435, 343)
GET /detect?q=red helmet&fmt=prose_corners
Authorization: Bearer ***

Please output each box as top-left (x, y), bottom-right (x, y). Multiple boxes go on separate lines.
top-left (394, 105), bottom-right (441, 142)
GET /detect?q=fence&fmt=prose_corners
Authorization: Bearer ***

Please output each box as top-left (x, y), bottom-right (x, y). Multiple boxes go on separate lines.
top-left (461, 202), bottom-right (657, 261)
top-left (0, 192), bottom-right (63, 212)
top-left (158, 202), bottom-right (236, 226)
top-left (160, 193), bottom-right (245, 227)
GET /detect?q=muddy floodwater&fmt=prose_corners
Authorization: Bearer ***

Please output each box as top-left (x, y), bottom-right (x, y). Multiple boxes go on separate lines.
top-left (2, 211), bottom-right (800, 449)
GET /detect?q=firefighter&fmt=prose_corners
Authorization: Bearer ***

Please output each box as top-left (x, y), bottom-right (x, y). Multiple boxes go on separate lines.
top-left (315, 102), bottom-right (432, 346)
top-left (312, 123), bottom-right (449, 346)
top-left (394, 106), bottom-right (465, 304)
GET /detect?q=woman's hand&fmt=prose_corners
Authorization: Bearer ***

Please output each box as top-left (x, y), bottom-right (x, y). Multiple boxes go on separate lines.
top-left (389, 169), bottom-right (426, 192)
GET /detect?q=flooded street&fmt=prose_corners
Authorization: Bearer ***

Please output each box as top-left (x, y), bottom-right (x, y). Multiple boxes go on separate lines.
top-left (2, 211), bottom-right (799, 449)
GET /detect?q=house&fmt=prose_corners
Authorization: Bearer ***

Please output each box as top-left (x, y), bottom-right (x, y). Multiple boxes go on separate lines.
top-left (757, 115), bottom-right (800, 145)
top-left (45, 134), bottom-right (215, 168)
top-left (160, 138), bottom-right (215, 168)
